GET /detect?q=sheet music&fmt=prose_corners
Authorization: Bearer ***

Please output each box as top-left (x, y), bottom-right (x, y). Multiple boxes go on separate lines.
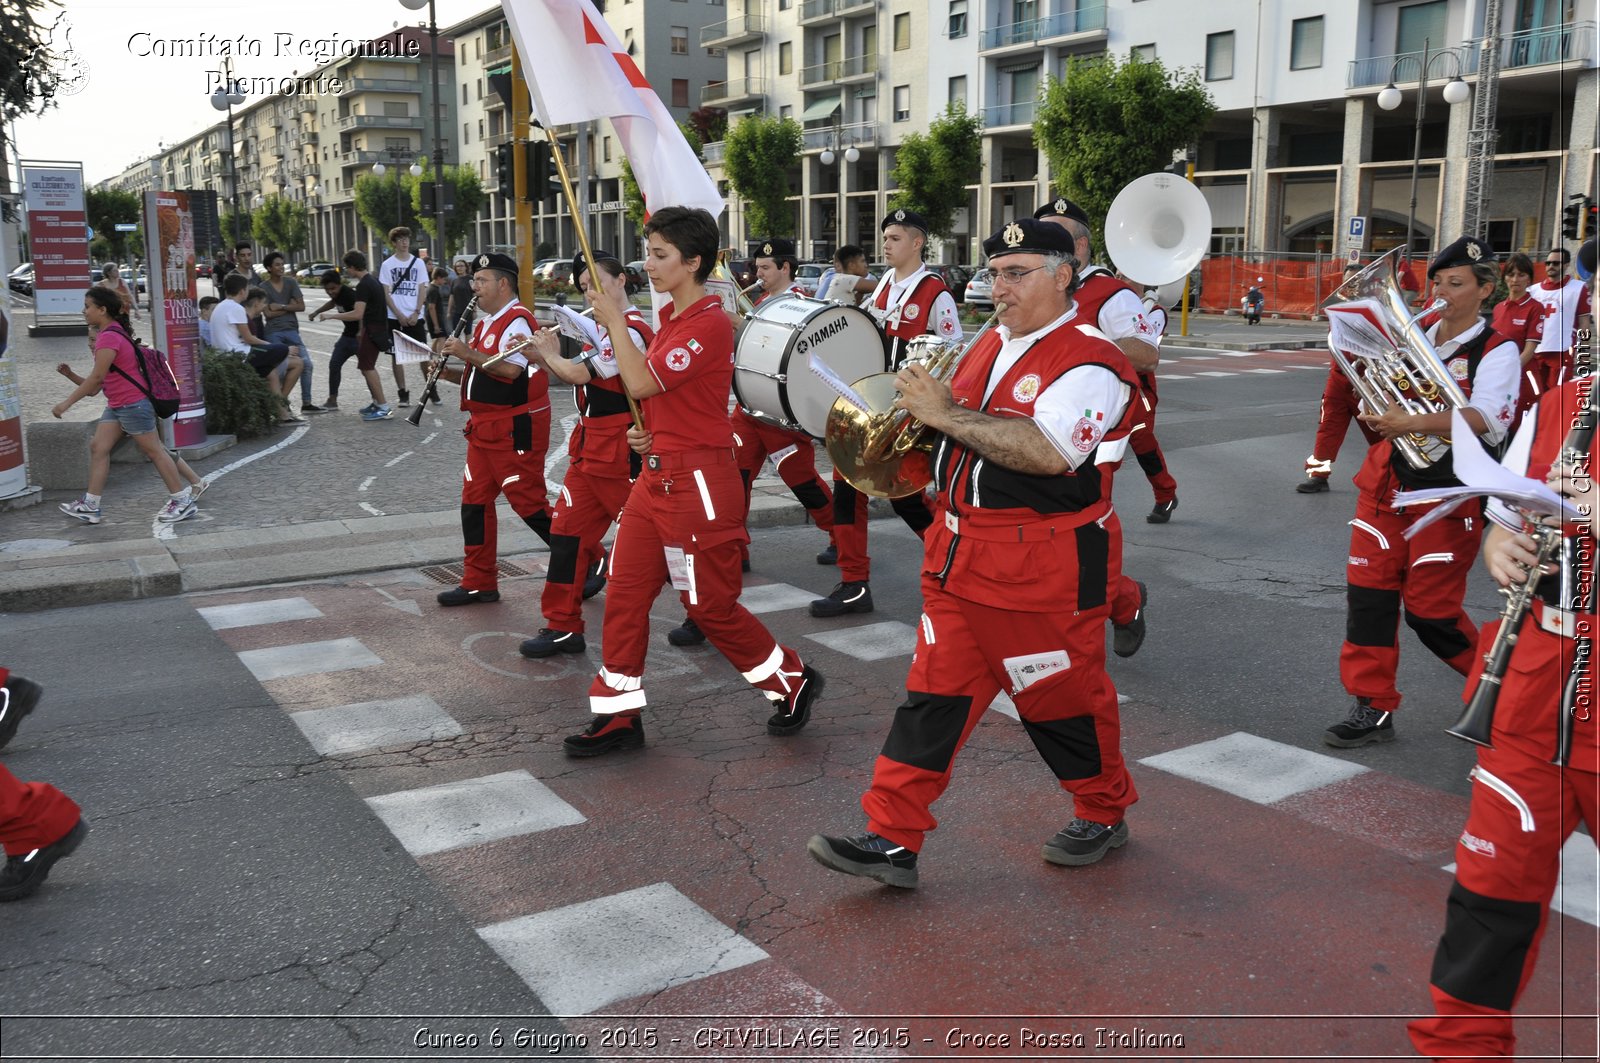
top-left (549, 303), bottom-right (603, 349)
top-left (808, 351), bottom-right (871, 414)
top-left (1326, 299), bottom-right (1399, 363)
top-left (391, 329), bottom-right (433, 365)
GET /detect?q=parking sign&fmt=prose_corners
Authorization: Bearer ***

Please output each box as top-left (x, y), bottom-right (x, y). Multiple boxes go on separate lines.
top-left (1347, 216), bottom-right (1367, 246)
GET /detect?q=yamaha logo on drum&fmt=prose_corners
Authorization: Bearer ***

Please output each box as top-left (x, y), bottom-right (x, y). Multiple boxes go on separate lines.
top-left (805, 315), bottom-right (850, 349)
top-left (797, 339), bottom-right (810, 356)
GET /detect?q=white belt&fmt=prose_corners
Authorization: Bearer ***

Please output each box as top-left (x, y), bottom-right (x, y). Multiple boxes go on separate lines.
top-left (1538, 604), bottom-right (1577, 638)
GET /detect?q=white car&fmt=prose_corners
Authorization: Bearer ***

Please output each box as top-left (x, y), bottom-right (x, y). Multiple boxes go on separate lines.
top-left (963, 268), bottom-right (994, 309)
top-left (794, 263), bottom-right (825, 297)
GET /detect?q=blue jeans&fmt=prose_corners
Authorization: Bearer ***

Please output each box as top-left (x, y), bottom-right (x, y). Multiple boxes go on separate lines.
top-left (327, 334), bottom-right (360, 400)
top-left (268, 329), bottom-right (311, 401)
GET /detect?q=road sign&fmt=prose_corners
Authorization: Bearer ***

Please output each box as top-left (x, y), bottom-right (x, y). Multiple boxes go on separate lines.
top-left (114, 222), bottom-right (137, 232)
top-left (1346, 216), bottom-right (1366, 248)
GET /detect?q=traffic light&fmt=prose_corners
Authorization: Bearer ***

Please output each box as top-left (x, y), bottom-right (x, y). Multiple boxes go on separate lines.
top-left (1563, 194), bottom-right (1585, 240)
top-left (1585, 199), bottom-right (1598, 241)
top-left (495, 142), bottom-right (516, 201)
top-left (525, 140), bottom-right (552, 202)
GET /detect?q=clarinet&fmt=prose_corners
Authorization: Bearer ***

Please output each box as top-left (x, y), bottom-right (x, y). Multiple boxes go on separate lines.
top-left (406, 296), bottom-right (478, 428)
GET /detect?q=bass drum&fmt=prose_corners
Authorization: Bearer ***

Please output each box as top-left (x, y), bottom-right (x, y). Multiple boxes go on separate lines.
top-left (733, 295), bottom-right (886, 439)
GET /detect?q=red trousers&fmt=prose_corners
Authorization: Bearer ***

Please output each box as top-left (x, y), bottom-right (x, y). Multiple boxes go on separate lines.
top-left (731, 409), bottom-right (835, 560)
top-left (459, 424), bottom-right (552, 593)
top-left (587, 452), bottom-right (806, 714)
top-left (1307, 367), bottom-right (1380, 477)
top-left (1340, 498), bottom-right (1481, 712)
top-left (830, 472), bottom-right (933, 582)
top-left (0, 668), bottom-right (80, 857)
top-left (540, 461), bottom-right (632, 634)
top-left (1126, 380), bottom-right (1177, 503)
top-left (861, 572), bottom-right (1137, 853)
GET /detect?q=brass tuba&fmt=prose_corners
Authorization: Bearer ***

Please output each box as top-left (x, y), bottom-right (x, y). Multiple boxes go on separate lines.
top-left (1323, 250), bottom-right (1465, 469)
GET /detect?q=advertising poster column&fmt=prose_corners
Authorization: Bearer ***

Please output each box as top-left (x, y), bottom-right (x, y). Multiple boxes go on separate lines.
top-left (0, 231), bottom-right (26, 498)
top-left (21, 162), bottom-right (89, 325)
top-left (143, 191), bottom-right (205, 447)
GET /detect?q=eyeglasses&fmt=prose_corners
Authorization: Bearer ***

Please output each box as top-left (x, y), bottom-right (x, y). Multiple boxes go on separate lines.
top-left (994, 265), bottom-right (1050, 284)
top-left (1547, 261), bottom-right (1566, 267)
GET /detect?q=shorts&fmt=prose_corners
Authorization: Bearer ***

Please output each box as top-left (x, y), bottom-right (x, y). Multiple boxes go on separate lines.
top-left (102, 398), bottom-right (157, 436)
top-left (356, 327), bottom-right (387, 372)
top-left (247, 345), bottom-right (290, 376)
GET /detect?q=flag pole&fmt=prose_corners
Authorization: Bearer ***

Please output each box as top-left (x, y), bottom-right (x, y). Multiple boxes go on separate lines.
top-left (542, 123), bottom-right (644, 430)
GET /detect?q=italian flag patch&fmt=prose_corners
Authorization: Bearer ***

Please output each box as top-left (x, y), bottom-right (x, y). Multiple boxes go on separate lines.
top-left (687, 339), bottom-right (703, 354)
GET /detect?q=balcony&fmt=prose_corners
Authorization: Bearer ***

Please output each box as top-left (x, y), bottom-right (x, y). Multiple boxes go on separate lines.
top-left (982, 100), bottom-right (1037, 129)
top-left (979, 2), bottom-right (1107, 52)
top-left (1471, 20), bottom-right (1596, 73)
top-left (800, 53), bottom-right (878, 87)
top-left (1348, 45), bottom-right (1471, 88)
top-left (702, 77), bottom-right (765, 107)
top-left (801, 122), bottom-right (877, 152)
top-left (702, 13), bottom-right (765, 48)
top-left (798, 0), bottom-right (874, 25)
top-left (347, 77), bottom-right (423, 94)
top-left (703, 141), bottom-right (725, 164)
top-left (339, 149), bottom-right (416, 168)
top-left (337, 114), bottom-right (422, 130)
top-left (484, 43), bottom-right (513, 69)
top-left (486, 129), bottom-right (514, 148)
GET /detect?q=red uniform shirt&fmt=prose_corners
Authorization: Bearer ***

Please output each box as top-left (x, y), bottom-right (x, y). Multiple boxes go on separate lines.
top-left (643, 294), bottom-right (736, 453)
top-left (1491, 293), bottom-right (1547, 350)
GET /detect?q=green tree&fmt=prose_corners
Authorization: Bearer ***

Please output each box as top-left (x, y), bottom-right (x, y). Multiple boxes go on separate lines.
top-left (353, 164), bottom-right (417, 243)
top-left (218, 206), bottom-right (254, 251)
top-left (252, 195), bottom-right (309, 258)
top-left (723, 114), bottom-right (802, 240)
top-left (86, 187), bottom-right (143, 261)
top-left (1, 0), bottom-right (70, 121)
top-left (408, 161), bottom-right (486, 258)
top-left (888, 103), bottom-right (982, 239)
top-left (1035, 54), bottom-right (1215, 248)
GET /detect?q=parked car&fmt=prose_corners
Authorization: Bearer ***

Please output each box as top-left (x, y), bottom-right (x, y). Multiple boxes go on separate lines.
top-left (963, 268), bottom-right (994, 310)
top-left (725, 259), bottom-right (755, 289)
top-left (296, 262), bottom-right (336, 281)
top-left (533, 259), bottom-right (573, 285)
top-left (928, 263), bottom-right (971, 295)
top-left (794, 262), bottom-right (825, 297)
top-left (8, 264), bottom-right (33, 295)
top-left (622, 260), bottom-right (647, 294)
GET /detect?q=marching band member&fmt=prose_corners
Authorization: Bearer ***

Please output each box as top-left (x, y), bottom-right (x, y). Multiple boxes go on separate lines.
top-left (431, 253), bottom-right (554, 606)
top-left (1325, 237), bottom-right (1519, 746)
top-left (670, 237), bottom-right (836, 647)
top-left (519, 250), bottom-right (652, 658)
top-left (1036, 198), bottom-right (1165, 656)
top-left (1528, 245), bottom-right (1592, 394)
top-left (1494, 252), bottom-right (1548, 420)
top-left (808, 219), bottom-right (1141, 888)
top-left (563, 206), bottom-right (823, 757)
top-left (1409, 369), bottom-right (1596, 1060)
top-left (814, 209), bottom-right (962, 620)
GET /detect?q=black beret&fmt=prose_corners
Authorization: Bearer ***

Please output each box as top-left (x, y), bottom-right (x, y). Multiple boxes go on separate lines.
top-left (571, 249), bottom-right (621, 283)
top-left (1579, 238), bottom-right (1597, 280)
top-left (472, 252), bottom-right (519, 281)
top-left (881, 208), bottom-right (929, 235)
top-left (1427, 236), bottom-right (1492, 277)
top-left (982, 218), bottom-right (1077, 261)
top-left (1034, 196), bottom-right (1091, 228)
top-left (755, 237), bottom-right (796, 260)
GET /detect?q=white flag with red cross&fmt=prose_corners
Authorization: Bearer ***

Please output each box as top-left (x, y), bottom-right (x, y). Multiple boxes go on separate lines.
top-left (501, 0), bottom-right (724, 220)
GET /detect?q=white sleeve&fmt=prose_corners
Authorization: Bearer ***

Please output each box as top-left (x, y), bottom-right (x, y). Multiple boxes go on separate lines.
top-left (1485, 404), bottom-right (1540, 530)
top-left (1096, 288), bottom-right (1161, 345)
top-left (930, 289), bottom-right (962, 342)
top-left (1464, 340), bottom-right (1520, 448)
top-left (1033, 364), bottom-right (1133, 471)
top-left (498, 317), bottom-right (533, 370)
top-left (587, 326), bottom-right (640, 381)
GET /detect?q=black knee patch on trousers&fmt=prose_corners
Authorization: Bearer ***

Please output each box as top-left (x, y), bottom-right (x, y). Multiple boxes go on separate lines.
top-left (547, 533), bottom-right (582, 585)
top-left (833, 480), bottom-right (861, 526)
top-left (881, 691), bottom-right (974, 773)
top-left (791, 478), bottom-right (829, 512)
top-left (1136, 448), bottom-right (1166, 478)
top-left (740, 468), bottom-right (752, 492)
top-left (1074, 523), bottom-right (1109, 610)
top-left (1022, 713), bottom-right (1103, 780)
top-left (461, 503), bottom-right (487, 547)
top-left (1405, 610), bottom-right (1473, 663)
top-left (1347, 584), bottom-right (1401, 646)
top-left (521, 508), bottom-right (553, 547)
top-left (891, 494), bottom-right (933, 534)
top-left (1430, 880), bottom-right (1541, 1010)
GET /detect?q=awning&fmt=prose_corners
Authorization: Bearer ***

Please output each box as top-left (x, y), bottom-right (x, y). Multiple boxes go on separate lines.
top-left (800, 95), bottom-right (842, 122)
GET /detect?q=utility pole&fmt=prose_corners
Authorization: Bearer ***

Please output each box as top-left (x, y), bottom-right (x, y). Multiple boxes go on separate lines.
top-left (512, 51), bottom-right (535, 307)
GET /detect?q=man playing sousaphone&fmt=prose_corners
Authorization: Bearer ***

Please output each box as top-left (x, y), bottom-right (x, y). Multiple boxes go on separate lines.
top-left (808, 218), bottom-right (1143, 888)
top-left (428, 252), bottom-right (555, 606)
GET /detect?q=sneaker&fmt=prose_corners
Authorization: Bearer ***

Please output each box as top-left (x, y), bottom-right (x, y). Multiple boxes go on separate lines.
top-left (807, 833), bottom-right (919, 889)
top-left (810, 581), bottom-right (873, 618)
top-left (667, 617), bottom-right (706, 647)
top-left (324, 397), bottom-right (340, 410)
top-left (0, 674), bottom-right (43, 750)
top-left (0, 818), bottom-right (89, 902)
top-left (397, 389), bottom-right (412, 408)
top-left (1147, 498), bottom-right (1178, 524)
top-left (279, 412), bottom-right (307, 424)
top-left (1323, 697), bottom-right (1395, 748)
top-left (767, 665), bottom-right (824, 736)
top-left (301, 402), bottom-right (326, 414)
top-left (189, 479), bottom-right (210, 502)
top-left (1296, 477), bottom-right (1331, 494)
top-left (1112, 581), bottom-right (1149, 659)
top-left (520, 628), bottom-right (586, 658)
top-left (426, 385), bottom-right (442, 405)
top-left (58, 498), bottom-right (101, 525)
top-left (357, 402), bottom-right (378, 416)
top-left (1042, 818), bottom-right (1129, 867)
top-left (157, 498), bottom-right (198, 523)
top-left (436, 585), bottom-right (501, 606)
top-left (816, 543), bottom-right (838, 566)
top-left (563, 712), bottom-right (645, 757)
top-left (360, 405), bottom-right (395, 421)
top-left (581, 554), bottom-right (607, 600)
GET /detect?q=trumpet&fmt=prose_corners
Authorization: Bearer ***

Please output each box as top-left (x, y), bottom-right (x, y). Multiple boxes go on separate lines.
top-left (825, 303), bottom-right (1006, 499)
top-left (406, 296), bottom-right (478, 427)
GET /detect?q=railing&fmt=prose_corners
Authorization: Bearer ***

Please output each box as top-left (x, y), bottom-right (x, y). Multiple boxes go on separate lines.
top-left (347, 77), bottom-right (424, 93)
top-left (701, 77), bottom-right (765, 106)
top-left (1347, 45), bottom-right (1470, 88)
top-left (801, 122), bottom-right (876, 152)
top-left (484, 43), bottom-right (514, 69)
top-left (799, 0), bottom-right (874, 21)
top-left (980, 2), bottom-right (1107, 50)
top-left (337, 114), bottom-right (421, 130)
top-left (485, 129), bottom-right (514, 148)
top-left (799, 53), bottom-right (878, 86)
top-left (701, 13), bottom-right (765, 46)
top-left (981, 100), bottom-right (1037, 127)
top-left (1469, 20), bottom-right (1596, 72)
top-left (703, 141), bottom-right (725, 163)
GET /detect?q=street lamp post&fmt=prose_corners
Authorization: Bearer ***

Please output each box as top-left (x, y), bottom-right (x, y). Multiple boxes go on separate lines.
top-left (309, 182), bottom-right (324, 261)
top-left (372, 149), bottom-right (425, 233)
top-left (819, 114), bottom-right (860, 261)
top-left (400, 0), bottom-right (447, 258)
top-left (209, 57), bottom-right (247, 247)
top-left (1376, 38), bottom-right (1471, 258)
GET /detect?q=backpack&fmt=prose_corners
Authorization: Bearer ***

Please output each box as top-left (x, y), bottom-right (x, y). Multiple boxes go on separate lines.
top-left (103, 322), bottom-right (181, 418)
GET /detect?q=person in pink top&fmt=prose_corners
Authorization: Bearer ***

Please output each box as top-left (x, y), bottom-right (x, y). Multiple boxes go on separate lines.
top-left (51, 287), bottom-right (197, 526)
